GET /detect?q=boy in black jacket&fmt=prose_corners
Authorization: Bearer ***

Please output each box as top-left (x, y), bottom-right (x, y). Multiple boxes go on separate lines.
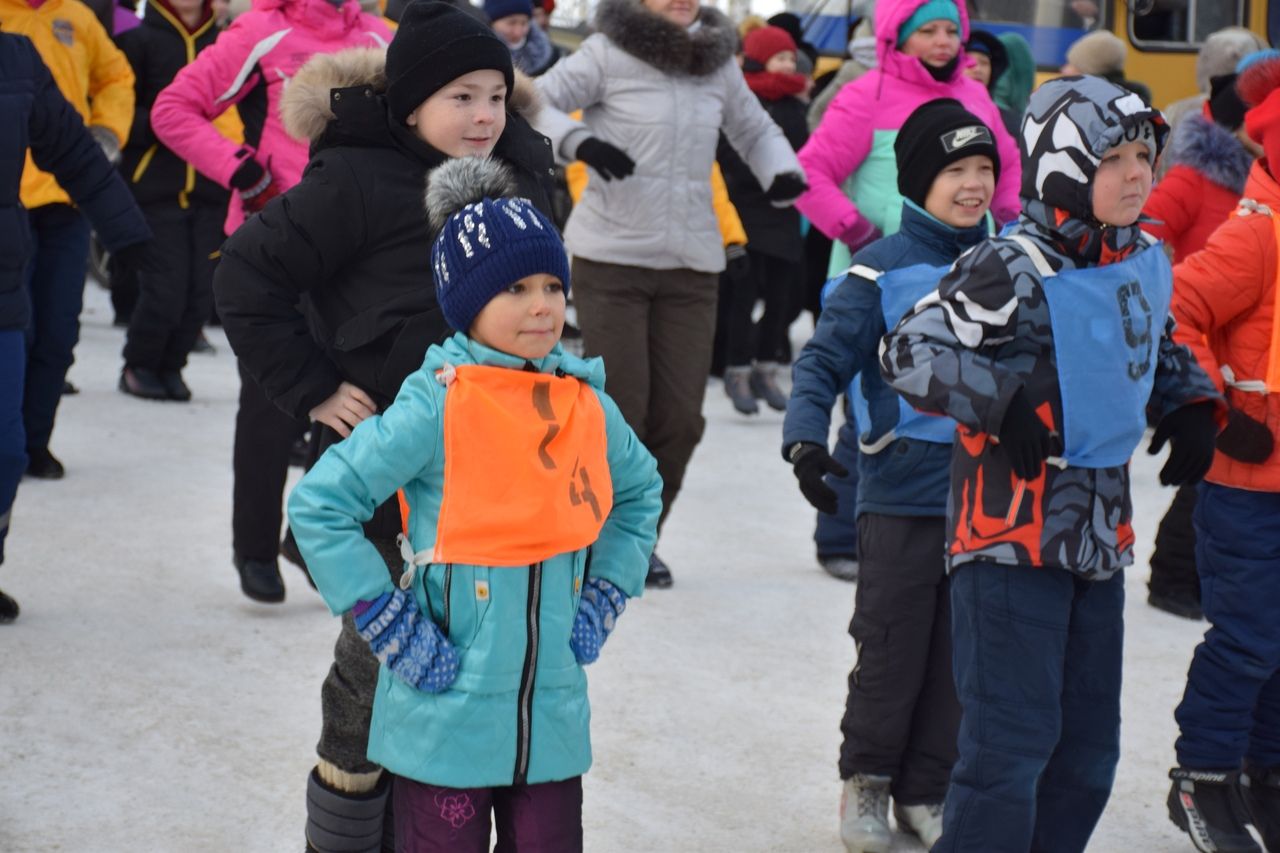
top-left (116, 0), bottom-right (230, 401)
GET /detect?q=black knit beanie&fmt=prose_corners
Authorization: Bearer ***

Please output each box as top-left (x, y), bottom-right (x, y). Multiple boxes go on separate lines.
top-left (1208, 73), bottom-right (1247, 131)
top-left (386, 0), bottom-right (515, 122)
top-left (895, 98), bottom-right (1001, 207)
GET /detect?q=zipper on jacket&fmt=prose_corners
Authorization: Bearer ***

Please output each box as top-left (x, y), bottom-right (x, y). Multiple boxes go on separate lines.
top-left (441, 564), bottom-right (453, 636)
top-left (513, 562), bottom-right (543, 785)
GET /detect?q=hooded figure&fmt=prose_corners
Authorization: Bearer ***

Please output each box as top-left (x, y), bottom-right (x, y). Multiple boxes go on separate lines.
top-left (882, 74), bottom-right (1222, 853)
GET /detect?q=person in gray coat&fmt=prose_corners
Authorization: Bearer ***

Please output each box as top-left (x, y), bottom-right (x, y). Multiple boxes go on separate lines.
top-left (533, 0), bottom-right (805, 587)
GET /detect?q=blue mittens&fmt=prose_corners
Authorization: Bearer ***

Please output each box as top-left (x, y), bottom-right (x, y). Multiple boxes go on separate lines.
top-left (354, 589), bottom-right (459, 693)
top-left (570, 577), bottom-right (627, 665)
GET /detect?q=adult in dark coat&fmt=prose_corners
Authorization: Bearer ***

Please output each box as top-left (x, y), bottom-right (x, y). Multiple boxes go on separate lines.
top-left (0, 32), bottom-right (151, 621)
top-left (212, 6), bottom-right (556, 847)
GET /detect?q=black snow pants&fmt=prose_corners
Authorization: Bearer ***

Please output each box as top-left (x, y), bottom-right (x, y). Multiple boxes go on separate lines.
top-left (840, 513), bottom-right (959, 805)
top-left (1149, 483), bottom-right (1200, 603)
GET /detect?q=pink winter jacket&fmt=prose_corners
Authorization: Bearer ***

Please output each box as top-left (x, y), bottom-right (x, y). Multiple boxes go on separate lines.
top-left (151, 0), bottom-right (390, 234)
top-left (795, 0), bottom-right (1021, 244)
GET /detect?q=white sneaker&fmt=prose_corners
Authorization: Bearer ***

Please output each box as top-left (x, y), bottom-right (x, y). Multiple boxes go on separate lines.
top-left (894, 801), bottom-right (945, 848)
top-left (840, 775), bottom-right (892, 853)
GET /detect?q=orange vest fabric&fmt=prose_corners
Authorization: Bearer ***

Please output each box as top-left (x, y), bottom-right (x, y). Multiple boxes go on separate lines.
top-left (431, 365), bottom-right (613, 566)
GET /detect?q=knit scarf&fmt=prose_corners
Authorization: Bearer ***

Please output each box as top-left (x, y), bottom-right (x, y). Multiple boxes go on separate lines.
top-left (744, 69), bottom-right (807, 100)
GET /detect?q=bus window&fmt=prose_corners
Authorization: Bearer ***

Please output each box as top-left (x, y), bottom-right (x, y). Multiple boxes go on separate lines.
top-left (1130, 0), bottom-right (1246, 47)
top-left (971, 0), bottom-right (1102, 68)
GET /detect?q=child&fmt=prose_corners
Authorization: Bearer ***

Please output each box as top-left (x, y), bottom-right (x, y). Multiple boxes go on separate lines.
top-left (288, 157), bottom-right (662, 850)
top-left (785, 99), bottom-right (999, 852)
top-left (1164, 55), bottom-right (1280, 853)
top-left (719, 24), bottom-right (811, 415)
top-left (881, 75), bottom-right (1222, 852)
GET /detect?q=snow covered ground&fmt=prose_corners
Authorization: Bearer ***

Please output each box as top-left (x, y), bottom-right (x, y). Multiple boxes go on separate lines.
top-left (1, 282), bottom-right (1207, 852)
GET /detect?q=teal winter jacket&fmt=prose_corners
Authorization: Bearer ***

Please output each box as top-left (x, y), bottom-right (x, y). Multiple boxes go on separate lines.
top-left (288, 333), bottom-right (662, 788)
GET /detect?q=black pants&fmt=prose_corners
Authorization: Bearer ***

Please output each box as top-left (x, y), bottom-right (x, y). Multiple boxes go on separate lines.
top-left (840, 513), bottom-right (959, 804)
top-left (1149, 482), bottom-right (1200, 600)
top-left (232, 360), bottom-right (307, 561)
top-left (122, 202), bottom-right (223, 372)
top-left (723, 250), bottom-right (796, 367)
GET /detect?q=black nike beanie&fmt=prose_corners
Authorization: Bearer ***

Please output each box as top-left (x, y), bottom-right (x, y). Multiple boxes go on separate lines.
top-left (895, 98), bottom-right (1001, 208)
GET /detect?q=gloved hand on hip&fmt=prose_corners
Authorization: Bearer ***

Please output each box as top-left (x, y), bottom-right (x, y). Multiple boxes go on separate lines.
top-left (1149, 401), bottom-right (1219, 486)
top-left (788, 441), bottom-right (849, 515)
top-left (230, 157), bottom-right (280, 215)
top-left (354, 589), bottom-right (459, 693)
top-left (570, 577), bottom-right (627, 665)
top-left (996, 389), bottom-right (1061, 480)
top-left (1215, 407), bottom-right (1273, 463)
top-left (575, 138), bottom-right (635, 181)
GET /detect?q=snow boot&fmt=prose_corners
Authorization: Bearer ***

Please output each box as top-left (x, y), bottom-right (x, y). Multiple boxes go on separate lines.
top-left (894, 801), bottom-right (944, 849)
top-left (1168, 767), bottom-right (1261, 852)
top-left (234, 554), bottom-right (285, 604)
top-left (25, 447), bottom-right (63, 480)
top-left (0, 587), bottom-right (18, 623)
top-left (723, 366), bottom-right (758, 415)
top-left (749, 361), bottom-right (789, 411)
top-left (159, 370), bottom-right (192, 402)
top-left (305, 767), bottom-right (389, 853)
top-left (645, 552), bottom-right (674, 589)
top-left (818, 554), bottom-right (859, 582)
top-left (840, 774), bottom-right (892, 853)
top-left (1243, 764), bottom-right (1280, 851)
top-left (119, 366), bottom-right (169, 401)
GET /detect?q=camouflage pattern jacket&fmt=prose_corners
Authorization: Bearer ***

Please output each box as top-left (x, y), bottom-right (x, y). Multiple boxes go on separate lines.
top-left (880, 75), bottom-right (1221, 580)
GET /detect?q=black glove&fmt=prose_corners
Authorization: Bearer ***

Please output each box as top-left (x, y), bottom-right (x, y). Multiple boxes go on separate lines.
top-left (229, 156), bottom-right (267, 191)
top-left (1215, 408), bottom-right (1274, 464)
top-left (764, 171), bottom-right (808, 205)
top-left (575, 138), bottom-right (635, 181)
top-left (996, 389), bottom-right (1058, 480)
top-left (788, 442), bottom-right (849, 515)
top-left (112, 241), bottom-right (165, 276)
top-left (1148, 401), bottom-right (1219, 486)
top-left (725, 244), bottom-right (751, 285)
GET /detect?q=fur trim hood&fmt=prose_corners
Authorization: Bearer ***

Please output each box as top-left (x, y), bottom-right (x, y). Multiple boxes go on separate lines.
top-left (594, 0), bottom-right (736, 77)
top-left (1165, 112), bottom-right (1252, 194)
top-left (282, 46), bottom-right (542, 143)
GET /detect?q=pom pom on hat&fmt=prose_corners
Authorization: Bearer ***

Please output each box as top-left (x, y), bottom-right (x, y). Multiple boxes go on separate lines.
top-left (427, 158), bottom-right (571, 334)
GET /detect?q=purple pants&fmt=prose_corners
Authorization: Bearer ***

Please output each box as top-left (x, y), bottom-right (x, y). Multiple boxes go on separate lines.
top-left (393, 775), bottom-right (583, 852)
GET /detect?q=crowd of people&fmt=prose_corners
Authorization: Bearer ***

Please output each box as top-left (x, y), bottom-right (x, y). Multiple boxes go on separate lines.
top-left (3, 0), bottom-right (1280, 850)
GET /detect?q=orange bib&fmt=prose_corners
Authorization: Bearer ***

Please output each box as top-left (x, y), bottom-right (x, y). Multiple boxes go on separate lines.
top-left (431, 364), bottom-right (613, 566)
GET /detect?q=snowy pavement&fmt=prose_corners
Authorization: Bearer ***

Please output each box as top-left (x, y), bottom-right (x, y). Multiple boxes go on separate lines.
top-left (1, 282), bottom-right (1205, 852)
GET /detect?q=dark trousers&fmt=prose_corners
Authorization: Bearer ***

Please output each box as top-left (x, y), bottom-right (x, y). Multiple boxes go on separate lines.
top-left (723, 250), bottom-right (796, 367)
top-left (937, 562), bottom-right (1124, 853)
top-left (393, 775), bottom-right (582, 853)
top-left (0, 331), bottom-right (27, 564)
top-left (1149, 482), bottom-right (1200, 599)
top-left (814, 401), bottom-right (859, 558)
top-left (840, 514), bottom-right (956, 803)
top-left (1175, 483), bottom-right (1280, 770)
top-left (122, 202), bottom-right (222, 372)
top-left (571, 257), bottom-right (717, 524)
top-left (231, 360), bottom-right (307, 561)
top-left (23, 204), bottom-right (89, 452)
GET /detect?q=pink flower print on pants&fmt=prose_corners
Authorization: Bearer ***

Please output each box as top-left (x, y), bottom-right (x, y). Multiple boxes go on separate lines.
top-left (437, 792), bottom-right (477, 829)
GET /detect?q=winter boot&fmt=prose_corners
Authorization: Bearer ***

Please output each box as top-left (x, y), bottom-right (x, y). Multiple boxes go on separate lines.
top-left (723, 366), bottom-right (758, 415)
top-left (305, 765), bottom-right (389, 853)
top-left (894, 801), bottom-right (944, 849)
top-left (818, 553), bottom-right (859, 582)
top-left (749, 361), bottom-right (789, 411)
top-left (646, 552), bottom-right (674, 589)
top-left (159, 370), bottom-right (192, 402)
top-left (234, 554), bottom-right (285, 604)
top-left (25, 447), bottom-right (64, 480)
top-left (0, 587), bottom-right (18, 623)
top-left (119, 366), bottom-right (169, 401)
top-left (1243, 764), bottom-right (1280, 851)
top-left (840, 774), bottom-right (892, 853)
top-left (1168, 767), bottom-right (1261, 852)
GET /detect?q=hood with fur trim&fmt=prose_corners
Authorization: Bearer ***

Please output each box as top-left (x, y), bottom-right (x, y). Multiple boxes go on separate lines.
top-left (593, 0), bottom-right (736, 77)
top-left (1165, 112), bottom-right (1252, 194)
top-left (282, 46), bottom-right (542, 144)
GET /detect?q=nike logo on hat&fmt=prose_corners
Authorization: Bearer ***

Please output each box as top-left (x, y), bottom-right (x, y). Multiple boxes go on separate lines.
top-left (942, 126), bottom-right (993, 152)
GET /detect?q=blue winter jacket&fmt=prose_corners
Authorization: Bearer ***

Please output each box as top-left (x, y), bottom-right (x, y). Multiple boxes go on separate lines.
top-left (0, 33), bottom-right (149, 331)
top-left (288, 333), bottom-right (662, 789)
top-left (783, 202), bottom-right (988, 518)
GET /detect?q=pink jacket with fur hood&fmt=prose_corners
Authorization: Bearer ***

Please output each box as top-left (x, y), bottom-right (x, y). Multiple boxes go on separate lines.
top-left (795, 0), bottom-right (1020, 244)
top-left (151, 0), bottom-right (391, 234)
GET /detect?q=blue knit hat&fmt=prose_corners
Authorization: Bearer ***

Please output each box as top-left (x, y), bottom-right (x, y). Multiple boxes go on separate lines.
top-left (897, 0), bottom-right (960, 47)
top-left (426, 158), bottom-right (570, 334)
top-left (483, 0), bottom-right (532, 20)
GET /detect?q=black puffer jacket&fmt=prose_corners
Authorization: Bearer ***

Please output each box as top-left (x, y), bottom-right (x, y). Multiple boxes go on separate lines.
top-left (214, 47), bottom-right (555, 538)
top-left (0, 33), bottom-right (149, 331)
top-left (117, 0), bottom-right (229, 209)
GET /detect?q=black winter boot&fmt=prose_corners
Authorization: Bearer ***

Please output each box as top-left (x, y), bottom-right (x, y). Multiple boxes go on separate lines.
top-left (119, 366), bottom-right (169, 401)
top-left (25, 447), bottom-right (64, 480)
top-left (159, 370), bottom-right (192, 402)
top-left (1244, 764), bottom-right (1280, 851)
top-left (0, 587), bottom-right (18, 623)
top-left (1168, 767), bottom-right (1261, 852)
top-left (233, 555), bottom-right (285, 604)
top-left (305, 767), bottom-right (390, 853)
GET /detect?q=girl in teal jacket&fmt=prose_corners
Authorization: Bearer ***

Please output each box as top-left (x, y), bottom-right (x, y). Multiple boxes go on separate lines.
top-left (288, 157), bottom-right (661, 850)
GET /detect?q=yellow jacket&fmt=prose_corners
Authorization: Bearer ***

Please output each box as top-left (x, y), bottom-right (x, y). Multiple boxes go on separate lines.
top-left (1, 0), bottom-right (135, 209)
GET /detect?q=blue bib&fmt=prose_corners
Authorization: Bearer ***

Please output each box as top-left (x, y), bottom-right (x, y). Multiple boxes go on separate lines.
top-left (823, 263), bottom-right (958, 450)
top-left (1007, 234), bottom-right (1172, 468)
